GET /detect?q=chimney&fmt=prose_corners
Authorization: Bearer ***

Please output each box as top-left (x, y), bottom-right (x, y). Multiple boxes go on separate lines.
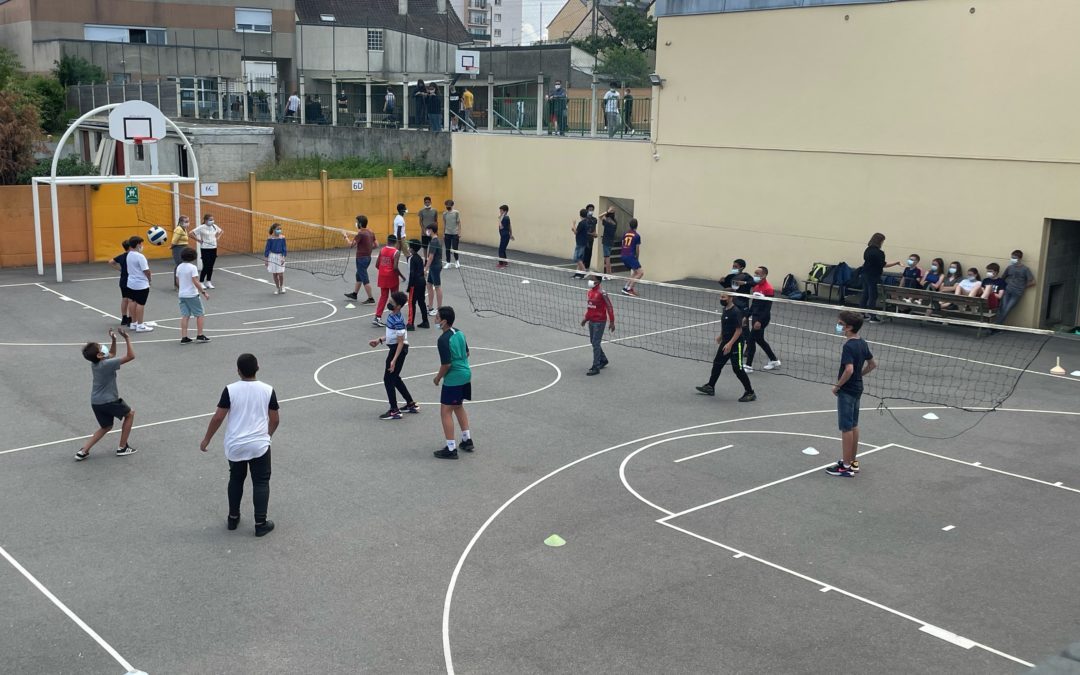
top-left (436, 0), bottom-right (446, 13)
top-left (399, 0), bottom-right (408, 15)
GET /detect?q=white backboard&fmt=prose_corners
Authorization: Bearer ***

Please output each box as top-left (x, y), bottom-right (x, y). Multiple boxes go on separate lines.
top-left (455, 50), bottom-right (480, 75)
top-left (108, 100), bottom-right (168, 144)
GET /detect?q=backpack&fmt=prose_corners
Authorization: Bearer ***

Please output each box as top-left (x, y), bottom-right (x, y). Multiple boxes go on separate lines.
top-left (807, 262), bottom-right (830, 283)
top-left (780, 273), bottom-right (804, 300)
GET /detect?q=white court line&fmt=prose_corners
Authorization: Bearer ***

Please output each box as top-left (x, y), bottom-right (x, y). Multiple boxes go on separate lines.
top-left (0, 544), bottom-right (141, 674)
top-left (35, 284), bottom-right (118, 320)
top-left (673, 444), bottom-right (734, 463)
top-left (218, 268), bottom-right (332, 302)
top-left (893, 444), bottom-right (1080, 495)
top-left (657, 520), bottom-right (1032, 667)
top-left (243, 316), bottom-right (295, 325)
top-left (160, 300), bottom-right (324, 319)
top-left (658, 443), bottom-right (895, 523)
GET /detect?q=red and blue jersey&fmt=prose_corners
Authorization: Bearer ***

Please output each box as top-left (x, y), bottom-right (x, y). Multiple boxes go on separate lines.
top-left (621, 230), bottom-right (640, 257)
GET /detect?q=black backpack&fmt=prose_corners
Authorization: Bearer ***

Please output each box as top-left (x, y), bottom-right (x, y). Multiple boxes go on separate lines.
top-left (781, 273), bottom-right (804, 300)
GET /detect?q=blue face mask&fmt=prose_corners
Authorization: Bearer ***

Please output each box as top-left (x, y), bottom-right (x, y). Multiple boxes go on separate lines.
top-left (274, 229), bottom-right (282, 235)
top-left (906, 258), bottom-right (915, 267)
top-left (930, 264), bottom-right (938, 272)
top-left (730, 268), bottom-right (739, 275)
top-left (752, 276), bottom-right (762, 284)
top-left (948, 267), bottom-right (957, 274)
top-left (99, 345), bottom-right (110, 358)
top-left (835, 323), bottom-right (845, 334)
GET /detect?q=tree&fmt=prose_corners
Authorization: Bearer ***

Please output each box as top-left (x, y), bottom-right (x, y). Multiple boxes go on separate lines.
top-left (607, 6), bottom-right (657, 52)
top-left (0, 47), bottom-right (23, 89)
top-left (54, 54), bottom-right (106, 87)
top-left (596, 46), bottom-right (651, 87)
top-left (25, 75), bottom-right (68, 133)
top-left (0, 90), bottom-right (40, 185)
top-left (16, 155), bottom-right (100, 185)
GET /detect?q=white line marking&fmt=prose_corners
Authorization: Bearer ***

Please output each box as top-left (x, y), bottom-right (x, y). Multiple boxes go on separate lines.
top-left (732, 553), bottom-right (744, 559)
top-left (1054, 482), bottom-right (1064, 487)
top-left (0, 544), bottom-right (140, 673)
top-left (36, 283), bottom-right (118, 320)
top-left (892, 444), bottom-right (1080, 495)
top-left (942, 525), bottom-right (956, 532)
top-left (219, 268), bottom-right (332, 302)
top-left (242, 316), bottom-right (295, 325)
top-left (820, 586), bottom-right (832, 593)
top-left (658, 520), bottom-right (1032, 667)
top-left (972, 461), bottom-right (981, 466)
top-left (674, 445), bottom-right (734, 463)
top-left (920, 624), bottom-right (976, 650)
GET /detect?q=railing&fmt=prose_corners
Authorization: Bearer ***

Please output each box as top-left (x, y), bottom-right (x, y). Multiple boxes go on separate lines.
top-left (491, 96), bottom-right (651, 138)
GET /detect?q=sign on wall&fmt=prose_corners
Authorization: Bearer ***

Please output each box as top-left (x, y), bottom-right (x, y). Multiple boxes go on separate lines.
top-left (124, 186), bottom-right (139, 205)
top-left (351, 180), bottom-right (365, 191)
top-left (200, 182), bottom-right (220, 197)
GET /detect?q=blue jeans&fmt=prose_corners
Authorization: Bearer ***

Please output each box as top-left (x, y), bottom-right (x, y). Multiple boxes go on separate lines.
top-left (498, 231), bottom-right (511, 262)
top-left (428, 113), bottom-right (442, 131)
top-left (589, 321), bottom-right (608, 368)
top-left (836, 390), bottom-right (861, 432)
top-left (995, 289), bottom-right (1022, 325)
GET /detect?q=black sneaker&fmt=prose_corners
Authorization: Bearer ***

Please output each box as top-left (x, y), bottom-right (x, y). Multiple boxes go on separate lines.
top-left (254, 520), bottom-right (275, 537)
top-left (180, 337), bottom-right (193, 344)
top-left (695, 384), bottom-right (715, 396)
top-left (401, 402), bottom-right (420, 414)
top-left (344, 292), bottom-right (358, 300)
top-left (406, 324), bottom-right (416, 331)
top-left (825, 461), bottom-right (854, 477)
top-left (120, 316), bottom-right (131, 326)
top-left (196, 335), bottom-right (210, 343)
top-left (379, 409), bottom-right (402, 420)
top-left (227, 515), bottom-right (240, 531)
top-left (434, 447), bottom-right (459, 460)
top-left (586, 367), bottom-right (600, 376)
top-left (459, 439), bottom-right (475, 453)
top-left (738, 391), bottom-right (757, 403)
top-left (598, 360), bottom-right (609, 370)
top-left (116, 444), bottom-right (138, 457)
top-left (419, 322), bottom-right (430, 329)
top-left (75, 449), bottom-right (89, 461)
top-left (362, 297), bottom-right (376, 304)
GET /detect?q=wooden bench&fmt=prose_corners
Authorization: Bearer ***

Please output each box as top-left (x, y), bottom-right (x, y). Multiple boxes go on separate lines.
top-left (881, 285), bottom-right (997, 324)
top-left (804, 265), bottom-right (901, 305)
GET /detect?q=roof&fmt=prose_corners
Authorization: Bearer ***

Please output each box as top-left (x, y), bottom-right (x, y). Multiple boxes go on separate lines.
top-left (295, 0), bottom-right (471, 44)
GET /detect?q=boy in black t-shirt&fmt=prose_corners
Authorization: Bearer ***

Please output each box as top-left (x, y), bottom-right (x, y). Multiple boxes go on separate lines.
top-left (826, 311), bottom-right (877, 477)
top-left (108, 239), bottom-right (132, 326)
top-left (405, 240), bottom-right (429, 330)
top-left (695, 292), bottom-right (756, 402)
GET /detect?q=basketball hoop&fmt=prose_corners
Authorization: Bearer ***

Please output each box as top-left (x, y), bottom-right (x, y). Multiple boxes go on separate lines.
top-left (132, 136), bottom-right (159, 146)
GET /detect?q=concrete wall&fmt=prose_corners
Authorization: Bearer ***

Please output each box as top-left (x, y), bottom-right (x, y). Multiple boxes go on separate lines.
top-left (297, 26), bottom-right (457, 81)
top-left (274, 123), bottom-right (452, 168)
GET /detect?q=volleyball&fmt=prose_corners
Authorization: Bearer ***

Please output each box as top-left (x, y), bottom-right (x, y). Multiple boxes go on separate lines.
top-left (147, 226), bottom-right (167, 246)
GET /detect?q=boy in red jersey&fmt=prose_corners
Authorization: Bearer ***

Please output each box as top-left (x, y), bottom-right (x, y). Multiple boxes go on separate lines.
top-left (373, 235), bottom-right (405, 327)
top-left (580, 274), bottom-right (616, 376)
top-left (744, 265), bottom-right (781, 373)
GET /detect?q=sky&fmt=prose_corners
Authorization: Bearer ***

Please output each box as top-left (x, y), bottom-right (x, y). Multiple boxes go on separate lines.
top-left (521, 0), bottom-right (569, 44)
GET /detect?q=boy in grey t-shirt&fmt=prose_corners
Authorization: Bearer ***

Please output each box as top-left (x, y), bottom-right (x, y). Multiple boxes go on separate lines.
top-left (442, 199), bottom-right (461, 268)
top-left (76, 329), bottom-right (138, 460)
top-left (996, 249), bottom-right (1036, 325)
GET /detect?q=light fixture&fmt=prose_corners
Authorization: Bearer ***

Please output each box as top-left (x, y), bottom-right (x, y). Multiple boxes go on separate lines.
top-left (320, 13), bottom-right (336, 22)
top-left (648, 73), bottom-right (665, 87)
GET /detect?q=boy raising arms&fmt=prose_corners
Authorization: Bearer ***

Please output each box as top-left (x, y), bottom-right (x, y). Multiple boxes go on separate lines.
top-left (76, 328), bottom-right (137, 460)
top-left (826, 311), bottom-right (877, 477)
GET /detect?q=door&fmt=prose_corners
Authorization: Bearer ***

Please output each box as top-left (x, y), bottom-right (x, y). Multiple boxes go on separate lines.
top-left (1042, 219), bottom-right (1080, 330)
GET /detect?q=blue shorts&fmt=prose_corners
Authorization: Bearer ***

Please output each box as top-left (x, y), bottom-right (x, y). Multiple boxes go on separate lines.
top-left (441, 382), bottom-right (472, 406)
top-left (355, 256), bottom-right (371, 284)
top-left (427, 266), bottom-right (441, 287)
top-left (836, 390), bottom-right (861, 432)
top-left (573, 245), bottom-right (587, 263)
top-left (602, 241), bottom-right (614, 257)
top-left (621, 254), bottom-right (641, 271)
top-left (178, 295), bottom-right (205, 317)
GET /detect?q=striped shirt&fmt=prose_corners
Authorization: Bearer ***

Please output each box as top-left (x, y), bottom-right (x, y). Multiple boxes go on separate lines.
top-left (385, 312), bottom-right (408, 345)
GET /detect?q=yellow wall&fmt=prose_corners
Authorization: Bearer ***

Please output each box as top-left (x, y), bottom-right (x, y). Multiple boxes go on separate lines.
top-left (451, 0), bottom-right (1080, 327)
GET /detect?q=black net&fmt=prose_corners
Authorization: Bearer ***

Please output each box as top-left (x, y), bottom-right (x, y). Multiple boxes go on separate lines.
top-left (134, 182), bottom-right (353, 278)
top-left (455, 250), bottom-right (1054, 413)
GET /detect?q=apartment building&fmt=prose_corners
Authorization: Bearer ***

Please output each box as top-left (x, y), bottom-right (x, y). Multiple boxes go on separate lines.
top-left (451, 0), bottom-right (521, 46)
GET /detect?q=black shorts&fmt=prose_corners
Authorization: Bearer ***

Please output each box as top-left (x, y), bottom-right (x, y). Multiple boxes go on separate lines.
top-left (127, 287), bottom-right (150, 306)
top-left (119, 284), bottom-right (132, 299)
top-left (440, 383), bottom-right (472, 406)
top-left (91, 398), bottom-right (131, 428)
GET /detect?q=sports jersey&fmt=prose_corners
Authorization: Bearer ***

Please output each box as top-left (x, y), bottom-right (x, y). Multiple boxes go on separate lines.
top-left (437, 328), bottom-right (471, 386)
top-left (720, 304), bottom-right (746, 343)
top-left (621, 230), bottom-right (640, 257)
top-left (585, 285), bottom-right (615, 323)
top-left (376, 245), bottom-right (399, 288)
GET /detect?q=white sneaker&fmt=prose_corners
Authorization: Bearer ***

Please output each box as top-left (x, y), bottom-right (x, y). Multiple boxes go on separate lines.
top-left (280, 287), bottom-right (286, 294)
top-left (273, 289), bottom-right (280, 295)
top-left (763, 360), bottom-right (782, 370)
top-left (134, 324), bottom-right (154, 332)
top-left (205, 281), bottom-right (215, 289)
top-left (743, 365), bottom-right (754, 373)
top-left (454, 261), bottom-right (460, 269)
top-left (428, 308), bottom-right (438, 316)
top-left (443, 262), bottom-right (452, 269)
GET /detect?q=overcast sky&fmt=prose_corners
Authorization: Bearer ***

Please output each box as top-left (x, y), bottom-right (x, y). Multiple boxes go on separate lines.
top-left (521, 0), bottom-right (568, 44)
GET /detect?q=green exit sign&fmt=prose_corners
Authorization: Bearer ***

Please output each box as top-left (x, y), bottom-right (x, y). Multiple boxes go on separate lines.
top-left (124, 186), bottom-right (139, 205)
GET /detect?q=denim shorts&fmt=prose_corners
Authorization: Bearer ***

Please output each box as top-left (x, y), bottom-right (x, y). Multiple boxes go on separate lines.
top-left (836, 390), bottom-right (861, 432)
top-left (427, 266), bottom-right (441, 287)
top-left (602, 241), bottom-right (613, 257)
top-left (178, 295), bottom-right (205, 317)
top-left (355, 256), bottom-right (371, 284)
top-left (573, 245), bottom-right (587, 262)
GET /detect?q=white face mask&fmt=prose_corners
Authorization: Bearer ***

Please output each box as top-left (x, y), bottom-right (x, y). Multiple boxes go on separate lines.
top-left (207, 219), bottom-right (214, 224)
top-left (835, 323), bottom-right (845, 334)
top-left (986, 271), bottom-right (995, 278)
top-left (948, 267), bottom-right (957, 274)
top-left (906, 258), bottom-right (915, 267)
top-left (966, 274), bottom-right (976, 281)
top-left (99, 345), bottom-right (110, 358)
top-left (752, 276), bottom-right (762, 284)
top-left (1010, 257), bottom-right (1019, 264)
top-left (587, 280), bottom-right (596, 288)
top-left (930, 264), bottom-right (938, 272)
top-left (730, 268), bottom-right (739, 275)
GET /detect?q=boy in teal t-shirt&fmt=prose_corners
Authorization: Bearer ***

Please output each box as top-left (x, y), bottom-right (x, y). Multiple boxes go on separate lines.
top-left (432, 306), bottom-right (473, 459)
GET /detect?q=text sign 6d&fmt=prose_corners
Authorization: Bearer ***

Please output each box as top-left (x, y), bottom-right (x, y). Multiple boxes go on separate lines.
top-left (351, 180), bottom-right (364, 191)
top-left (124, 186), bottom-right (139, 205)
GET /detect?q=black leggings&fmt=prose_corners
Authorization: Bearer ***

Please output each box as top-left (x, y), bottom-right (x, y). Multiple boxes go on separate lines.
top-left (707, 342), bottom-right (753, 393)
top-left (498, 231), bottom-right (511, 262)
top-left (384, 343), bottom-right (413, 410)
top-left (444, 234), bottom-right (460, 262)
top-left (745, 319), bottom-right (777, 366)
top-left (199, 248), bottom-right (218, 282)
top-left (228, 448), bottom-right (271, 521)
top-left (860, 273), bottom-right (881, 310)
top-left (407, 285), bottom-right (427, 326)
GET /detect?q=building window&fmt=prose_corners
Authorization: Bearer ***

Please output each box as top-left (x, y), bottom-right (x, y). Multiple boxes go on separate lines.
top-left (494, 13), bottom-right (501, 21)
top-left (84, 25), bottom-right (167, 44)
top-left (177, 145), bottom-right (189, 178)
top-left (367, 29), bottom-right (384, 51)
top-left (495, 0), bottom-right (501, 5)
top-left (235, 8), bottom-right (272, 33)
top-left (469, 11), bottom-right (488, 24)
top-left (469, 0), bottom-right (486, 7)
top-left (494, 29), bottom-right (502, 37)
top-left (469, 27), bottom-right (487, 37)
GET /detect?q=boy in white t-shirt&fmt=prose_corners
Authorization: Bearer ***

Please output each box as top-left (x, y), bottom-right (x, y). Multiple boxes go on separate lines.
top-left (125, 235), bottom-right (154, 332)
top-left (200, 353), bottom-right (280, 537)
top-left (176, 247), bottom-right (211, 344)
top-left (393, 202), bottom-right (407, 251)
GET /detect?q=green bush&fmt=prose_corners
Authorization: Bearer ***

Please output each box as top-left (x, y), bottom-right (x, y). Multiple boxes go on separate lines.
top-left (54, 54), bottom-right (106, 87)
top-left (15, 155), bottom-right (101, 185)
top-left (255, 154), bottom-right (447, 180)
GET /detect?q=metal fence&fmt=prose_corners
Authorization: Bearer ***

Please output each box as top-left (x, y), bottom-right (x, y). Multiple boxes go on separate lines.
top-left (490, 96), bottom-right (651, 138)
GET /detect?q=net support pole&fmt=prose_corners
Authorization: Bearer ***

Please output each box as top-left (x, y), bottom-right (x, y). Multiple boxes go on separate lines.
top-left (31, 180), bottom-right (43, 275)
top-left (50, 181), bottom-right (63, 283)
top-left (331, 75), bottom-right (338, 127)
top-left (535, 73), bottom-right (544, 136)
top-left (365, 80), bottom-right (372, 128)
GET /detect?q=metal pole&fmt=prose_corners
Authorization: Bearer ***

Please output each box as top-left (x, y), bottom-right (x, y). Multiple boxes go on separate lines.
top-left (535, 73), bottom-right (544, 135)
top-left (589, 73), bottom-right (597, 137)
top-left (487, 74), bottom-right (494, 132)
top-left (31, 180), bottom-right (43, 275)
top-left (443, 80), bottom-right (450, 132)
top-left (402, 75), bottom-right (409, 130)
top-left (194, 78), bottom-right (201, 119)
top-left (217, 77), bottom-right (224, 119)
top-left (331, 76), bottom-right (338, 126)
top-left (299, 73), bottom-right (306, 124)
top-left (365, 80), bottom-right (372, 128)
top-left (50, 181), bottom-right (63, 282)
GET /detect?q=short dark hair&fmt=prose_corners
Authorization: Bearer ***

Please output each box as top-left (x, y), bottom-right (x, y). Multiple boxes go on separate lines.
top-left (396, 203), bottom-right (406, 213)
top-left (586, 203), bottom-right (595, 210)
top-left (438, 306), bottom-right (456, 325)
top-left (424, 195), bottom-right (431, 201)
top-left (628, 218), bottom-right (638, 229)
top-left (128, 235), bottom-right (143, 247)
top-left (356, 214), bottom-right (368, 228)
top-left (390, 291), bottom-right (408, 308)
top-left (986, 262), bottom-right (1000, 273)
top-left (445, 199), bottom-right (454, 207)
top-left (387, 234), bottom-right (398, 243)
top-left (181, 247), bottom-right (197, 262)
top-left (757, 265), bottom-right (769, 275)
top-left (408, 239), bottom-right (422, 251)
top-left (1011, 250), bottom-right (1023, 259)
top-left (499, 204), bottom-right (509, 212)
top-left (588, 273), bottom-right (603, 284)
top-left (121, 239), bottom-right (131, 250)
top-left (838, 310), bottom-right (864, 333)
top-left (733, 259), bottom-right (746, 269)
top-left (237, 353), bottom-right (259, 378)
top-left (82, 342), bottom-right (101, 363)
top-left (579, 208), bottom-right (588, 218)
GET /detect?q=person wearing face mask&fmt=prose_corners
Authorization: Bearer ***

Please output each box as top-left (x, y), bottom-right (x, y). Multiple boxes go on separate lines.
top-left (600, 207), bottom-right (618, 275)
top-left (191, 214), bottom-right (223, 289)
top-left (368, 291), bottom-right (419, 420)
top-left (393, 203), bottom-right (408, 251)
top-left (603, 82), bottom-right (621, 138)
top-left (125, 235), bottom-right (154, 332)
top-left (496, 204), bottom-right (513, 268)
top-left (826, 311), bottom-right (876, 478)
top-left (695, 291), bottom-right (756, 402)
top-left (76, 328), bottom-right (137, 460)
top-left (374, 235), bottom-right (406, 327)
top-left (899, 253), bottom-right (923, 289)
top-left (922, 257), bottom-right (945, 291)
top-left (938, 260), bottom-right (963, 294)
top-left (979, 262), bottom-right (1005, 311)
top-left (940, 267), bottom-right (982, 310)
top-left (547, 80), bottom-right (568, 136)
top-left (720, 258), bottom-right (754, 313)
top-left (433, 307), bottom-right (474, 460)
top-left (744, 266), bottom-right (781, 373)
top-left (571, 208), bottom-right (593, 279)
top-left (996, 249), bottom-right (1036, 325)
top-left (264, 223), bottom-right (288, 294)
top-left (580, 274), bottom-right (615, 376)
top-left (170, 215), bottom-right (191, 290)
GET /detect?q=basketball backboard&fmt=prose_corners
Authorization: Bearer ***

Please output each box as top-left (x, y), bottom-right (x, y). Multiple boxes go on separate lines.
top-left (108, 100), bottom-right (168, 144)
top-left (455, 50), bottom-right (480, 75)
